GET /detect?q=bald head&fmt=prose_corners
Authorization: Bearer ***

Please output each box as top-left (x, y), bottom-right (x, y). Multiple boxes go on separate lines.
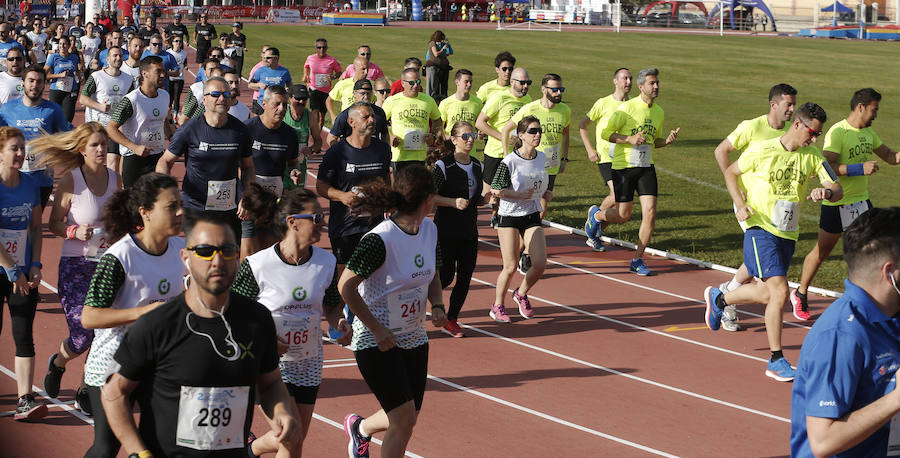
top-left (511, 68), bottom-right (529, 82)
top-left (509, 68), bottom-right (531, 98)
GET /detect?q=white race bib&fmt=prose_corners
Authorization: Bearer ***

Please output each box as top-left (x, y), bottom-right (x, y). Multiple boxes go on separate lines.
top-left (19, 144), bottom-right (44, 172)
top-left (629, 144), bottom-right (652, 168)
top-left (770, 199), bottom-right (799, 232)
top-left (142, 125), bottom-right (165, 155)
top-left (544, 145), bottom-right (560, 170)
top-left (839, 200), bottom-right (870, 231)
top-left (205, 179), bottom-right (237, 211)
top-left (57, 75), bottom-right (73, 92)
top-left (85, 227), bottom-right (111, 262)
top-left (175, 386), bottom-right (248, 451)
top-left (314, 73), bottom-right (329, 89)
top-left (272, 313), bottom-right (318, 361)
top-left (403, 128), bottom-right (426, 151)
top-left (387, 286), bottom-right (427, 336)
top-left (0, 228), bottom-right (27, 266)
top-left (255, 175), bottom-right (283, 197)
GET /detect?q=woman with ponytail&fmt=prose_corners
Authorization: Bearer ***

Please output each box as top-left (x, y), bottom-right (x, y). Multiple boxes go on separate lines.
top-left (79, 172), bottom-right (185, 458)
top-left (35, 122), bottom-right (120, 409)
top-left (338, 165), bottom-right (448, 458)
top-left (431, 121), bottom-right (485, 337)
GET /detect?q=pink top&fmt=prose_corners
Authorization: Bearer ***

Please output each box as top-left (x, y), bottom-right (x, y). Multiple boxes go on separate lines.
top-left (61, 167), bottom-right (117, 258)
top-left (249, 60), bottom-right (266, 100)
top-left (340, 62), bottom-right (385, 81)
top-left (304, 54), bottom-right (343, 93)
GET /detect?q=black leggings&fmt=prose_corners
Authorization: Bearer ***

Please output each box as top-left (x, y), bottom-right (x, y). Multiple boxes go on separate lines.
top-left (49, 89), bottom-right (76, 122)
top-left (84, 385), bottom-right (135, 458)
top-left (0, 276), bottom-right (40, 357)
top-left (168, 79), bottom-right (184, 113)
top-left (438, 237), bottom-right (478, 320)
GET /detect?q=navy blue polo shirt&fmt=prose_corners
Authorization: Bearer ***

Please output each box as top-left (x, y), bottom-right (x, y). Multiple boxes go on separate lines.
top-left (791, 279), bottom-right (900, 457)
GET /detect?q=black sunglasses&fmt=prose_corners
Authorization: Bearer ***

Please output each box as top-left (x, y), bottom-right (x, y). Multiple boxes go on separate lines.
top-left (457, 132), bottom-right (477, 141)
top-left (513, 79), bottom-right (533, 86)
top-left (404, 79), bottom-right (421, 85)
top-left (525, 127), bottom-right (543, 135)
top-left (375, 89), bottom-right (390, 94)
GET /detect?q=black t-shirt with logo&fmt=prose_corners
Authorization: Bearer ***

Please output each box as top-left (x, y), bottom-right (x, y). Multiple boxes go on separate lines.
top-left (195, 24), bottom-right (217, 48)
top-left (317, 138), bottom-right (391, 238)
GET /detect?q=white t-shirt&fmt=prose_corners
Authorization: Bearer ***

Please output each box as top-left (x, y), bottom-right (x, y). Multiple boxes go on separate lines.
top-left (228, 101), bottom-right (250, 121)
top-left (167, 48), bottom-right (187, 81)
top-left (497, 150), bottom-right (548, 217)
top-left (120, 62), bottom-right (141, 86)
top-left (117, 88), bottom-right (170, 157)
top-left (80, 35), bottom-right (101, 64)
top-left (26, 31), bottom-right (47, 63)
top-left (0, 72), bottom-right (24, 104)
top-left (85, 69), bottom-right (133, 124)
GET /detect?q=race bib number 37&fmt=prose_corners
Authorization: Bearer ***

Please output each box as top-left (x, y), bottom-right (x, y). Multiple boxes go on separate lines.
top-left (176, 386), bottom-right (249, 451)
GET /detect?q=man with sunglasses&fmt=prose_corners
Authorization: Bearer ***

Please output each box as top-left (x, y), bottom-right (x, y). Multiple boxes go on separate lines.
top-left (179, 63), bottom-right (224, 124)
top-left (249, 47), bottom-right (291, 116)
top-left (588, 68), bottom-right (679, 277)
top-left (303, 38), bottom-right (342, 130)
top-left (157, 76), bottom-right (255, 243)
top-left (326, 56), bottom-right (372, 125)
top-left (389, 57), bottom-right (422, 96)
top-left (80, 45), bottom-right (133, 168)
top-left (163, 13), bottom-right (189, 46)
top-left (439, 69), bottom-right (483, 158)
top-left (282, 84), bottom-right (322, 189)
top-left (0, 47), bottom-right (26, 104)
top-left (195, 47), bottom-right (232, 83)
top-left (703, 102), bottom-right (843, 382)
top-left (106, 55), bottom-right (171, 187)
top-left (0, 23), bottom-right (24, 72)
top-left (327, 79), bottom-right (388, 147)
top-left (141, 34), bottom-right (181, 91)
top-left (476, 66), bottom-right (532, 228)
top-left (193, 12), bottom-right (216, 64)
top-left (340, 45), bottom-right (384, 81)
top-left (383, 67), bottom-right (441, 171)
top-left (102, 213), bottom-right (301, 458)
top-left (475, 51), bottom-right (514, 104)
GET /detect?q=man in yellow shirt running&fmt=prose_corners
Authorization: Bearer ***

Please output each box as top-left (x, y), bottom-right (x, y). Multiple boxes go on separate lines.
top-left (439, 69), bottom-right (483, 159)
top-left (579, 67), bottom-right (632, 252)
top-left (327, 57), bottom-right (371, 124)
top-left (703, 102), bottom-right (843, 382)
top-left (712, 83), bottom-right (797, 331)
top-left (382, 67), bottom-right (442, 172)
top-left (475, 51), bottom-right (515, 104)
top-left (585, 68), bottom-right (679, 276)
top-left (791, 88), bottom-right (900, 318)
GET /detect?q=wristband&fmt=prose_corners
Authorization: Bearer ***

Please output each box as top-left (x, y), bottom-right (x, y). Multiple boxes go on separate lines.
top-left (66, 224), bottom-right (78, 240)
top-left (139, 450), bottom-right (153, 458)
top-left (4, 265), bottom-right (19, 282)
top-left (846, 163), bottom-right (864, 177)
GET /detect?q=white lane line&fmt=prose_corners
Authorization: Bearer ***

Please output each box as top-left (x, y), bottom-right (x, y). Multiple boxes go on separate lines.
top-left (427, 374), bottom-right (679, 457)
top-left (0, 364), bottom-right (94, 425)
top-left (323, 358), bottom-right (356, 363)
top-left (311, 413), bottom-right (425, 458)
top-left (322, 362), bottom-right (359, 369)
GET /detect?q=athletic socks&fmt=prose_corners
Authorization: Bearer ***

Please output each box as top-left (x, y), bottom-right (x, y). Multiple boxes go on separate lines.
top-left (771, 350), bottom-right (784, 362)
top-left (726, 278), bottom-right (742, 291)
top-left (356, 417), bottom-right (372, 439)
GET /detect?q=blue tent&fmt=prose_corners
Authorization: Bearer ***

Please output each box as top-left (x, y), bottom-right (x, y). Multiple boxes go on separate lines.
top-left (707, 0), bottom-right (777, 31)
top-left (821, 2), bottom-right (853, 13)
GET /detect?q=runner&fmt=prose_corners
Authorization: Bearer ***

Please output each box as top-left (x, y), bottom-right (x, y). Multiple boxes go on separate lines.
top-left (242, 85), bottom-right (301, 256)
top-left (225, 22), bottom-right (246, 78)
top-left (0, 65), bottom-right (73, 208)
top-left (710, 83), bottom-right (797, 331)
top-left (475, 66), bottom-right (532, 228)
top-left (33, 123), bottom-right (119, 409)
top-left (327, 79), bottom-right (388, 146)
top-left (163, 13), bottom-right (189, 48)
top-left (193, 12), bottom-right (216, 64)
top-left (327, 56), bottom-right (372, 124)
top-left (579, 67), bottom-right (632, 252)
top-left (140, 33), bottom-right (180, 92)
top-left (430, 121), bottom-right (486, 337)
top-left (156, 76), bottom-right (254, 244)
top-left (282, 84), bottom-right (322, 190)
top-left (0, 22), bottom-right (24, 70)
top-left (67, 15), bottom-right (86, 42)
top-left (0, 126), bottom-right (46, 421)
top-left (234, 188), bottom-right (352, 457)
top-left (438, 69), bottom-right (482, 158)
top-left (136, 16), bottom-right (158, 47)
top-left (475, 51), bottom-right (514, 104)
top-left (95, 30), bottom-right (127, 71)
top-left (388, 57), bottom-right (422, 96)
top-left (44, 35), bottom-right (82, 121)
top-left (118, 16), bottom-right (137, 37)
top-left (25, 19), bottom-right (47, 67)
top-left (223, 68), bottom-right (250, 121)
top-left (302, 38), bottom-right (342, 131)
top-left (166, 35), bottom-right (187, 114)
top-left (373, 77), bottom-right (391, 107)
top-left (248, 44), bottom-right (271, 101)
top-left (248, 47), bottom-right (291, 115)
top-left (489, 116), bottom-right (550, 323)
top-left (105, 55), bottom-right (170, 188)
top-left (383, 67), bottom-right (441, 171)
top-left (0, 47), bottom-right (27, 104)
top-left (703, 102), bottom-right (843, 382)
top-left (585, 68), bottom-right (680, 276)
top-left (119, 36), bottom-right (144, 85)
top-left (792, 88), bottom-right (900, 319)
top-left (340, 44), bottom-right (385, 81)
top-left (78, 22), bottom-right (101, 74)
top-left (339, 165), bottom-right (447, 458)
top-left (79, 173), bottom-right (185, 456)
top-left (100, 213), bottom-right (300, 457)
top-left (177, 59), bottom-right (220, 124)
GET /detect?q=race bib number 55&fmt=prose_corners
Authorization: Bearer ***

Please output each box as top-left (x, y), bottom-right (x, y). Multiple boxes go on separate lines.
top-left (176, 386), bottom-right (249, 451)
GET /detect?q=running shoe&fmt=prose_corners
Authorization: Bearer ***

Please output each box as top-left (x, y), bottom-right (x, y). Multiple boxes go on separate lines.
top-left (517, 252), bottom-right (531, 275)
top-left (344, 413), bottom-right (371, 458)
top-left (490, 214), bottom-right (500, 229)
top-left (704, 286), bottom-right (724, 331)
top-left (584, 205), bottom-right (601, 238)
top-left (14, 393), bottom-right (47, 421)
top-left (765, 357), bottom-right (796, 382)
top-left (43, 353), bottom-right (65, 398)
top-left (489, 303), bottom-right (511, 323)
top-left (629, 258), bottom-right (652, 276)
top-left (327, 325), bottom-right (343, 341)
top-left (74, 384), bottom-right (92, 416)
top-left (791, 289), bottom-right (811, 321)
top-left (442, 320), bottom-right (464, 337)
top-left (721, 305), bottom-right (741, 332)
top-left (512, 288), bottom-right (534, 319)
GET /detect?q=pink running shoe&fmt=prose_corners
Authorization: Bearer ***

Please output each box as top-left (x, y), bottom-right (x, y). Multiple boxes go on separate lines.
top-left (512, 288), bottom-right (534, 319)
top-left (791, 289), bottom-right (811, 321)
top-left (489, 303), bottom-right (511, 323)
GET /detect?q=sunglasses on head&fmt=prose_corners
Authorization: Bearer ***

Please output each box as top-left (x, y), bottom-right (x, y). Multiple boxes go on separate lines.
top-left (525, 127), bottom-right (543, 135)
top-left (187, 243), bottom-right (239, 260)
top-left (204, 91), bottom-right (233, 99)
top-left (286, 213), bottom-right (325, 224)
top-left (457, 132), bottom-right (477, 141)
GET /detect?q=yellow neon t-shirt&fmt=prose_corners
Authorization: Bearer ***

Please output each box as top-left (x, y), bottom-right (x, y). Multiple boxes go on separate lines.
top-left (585, 94), bottom-right (627, 165)
top-left (726, 114), bottom-right (789, 152)
top-left (510, 100), bottom-right (571, 174)
top-left (601, 97), bottom-right (665, 170)
top-left (821, 118), bottom-right (883, 207)
top-left (382, 92), bottom-right (441, 162)
top-left (328, 78), bottom-right (373, 112)
top-left (738, 137), bottom-right (837, 240)
top-left (439, 94), bottom-right (484, 160)
top-left (475, 79), bottom-right (507, 105)
top-left (481, 90), bottom-right (532, 159)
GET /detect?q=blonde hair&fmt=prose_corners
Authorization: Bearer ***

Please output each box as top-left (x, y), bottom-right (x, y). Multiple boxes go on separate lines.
top-left (33, 122), bottom-right (108, 172)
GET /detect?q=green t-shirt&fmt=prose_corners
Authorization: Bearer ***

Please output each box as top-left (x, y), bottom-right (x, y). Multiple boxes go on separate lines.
top-left (282, 105), bottom-right (310, 189)
top-left (726, 114), bottom-right (789, 152)
top-left (480, 90), bottom-right (532, 159)
top-left (439, 94), bottom-right (484, 160)
top-left (475, 79), bottom-right (507, 104)
top-left (382, 92), bottom-right (441, 162)
top-left (328, 78), bottom-right (373, 112)
top-left (585, 94), bottom-right (627, 165)
top-left (510, 100), bottom-right (571, 174)
top-left (821, 118), bottom-right (883, 206)
top-left (738, 137), bottom-right (837, 240)
top-left (601, 97), bottom-right (665, 170)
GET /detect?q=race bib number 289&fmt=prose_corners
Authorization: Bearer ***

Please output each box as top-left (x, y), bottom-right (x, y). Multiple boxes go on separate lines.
top-left (176, 386), bottom-right (248, 451)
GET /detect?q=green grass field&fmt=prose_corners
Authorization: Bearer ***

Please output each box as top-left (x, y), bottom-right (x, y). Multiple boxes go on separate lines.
top-left (207, 24), bottom-right (900, 292)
